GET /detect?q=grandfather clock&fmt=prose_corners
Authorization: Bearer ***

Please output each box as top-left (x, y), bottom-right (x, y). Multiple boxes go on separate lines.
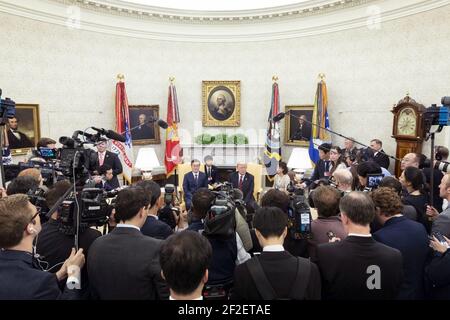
top-left (391, 95), bottom-right (426, 177)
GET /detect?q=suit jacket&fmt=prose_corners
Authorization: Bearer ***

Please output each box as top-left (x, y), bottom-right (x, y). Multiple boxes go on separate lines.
top-left (230, 250), bottom-right (321, 300)
top-left (183, 171), bottom-right (208, 208)
top-left (292, 122), bottom-right (312, 141)
top-left (425, 250), bottom-right (450, 299)
top-left (205, 165), bottom-right (220, 185)
top-left (308, 216), bottom-right (348, 262)
top-left (141, 215), bottom-right (173, 240)
top-left (373, 150), bottom-right (390, 169)
top-left (373, 216), bottom-right (430, 299)
top-left (228, 171), bottom-right (255, 205)
top-left (87, 227), bottom-right (169, 300)
top-left (88, 151), bottom-right (123, 189)
top-left (317, 236), bottom-right (403, 300)
top-left (0, 250), bottom-right (79, 300)
top-left (132, 124), bottom-right (154, 140)
top-left (432, 207), bottom-right (450, 237)
top-left (7, 129), bottom-right (34, 149)
top-left (308, 159), bottom-right (331, 186)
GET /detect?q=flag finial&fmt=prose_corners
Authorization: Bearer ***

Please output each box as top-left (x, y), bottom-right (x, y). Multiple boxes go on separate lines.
top-left (272, 75), bottom-right (278, 83)
top-left (169, 76), bottom-right (175, 84)
top-left (318, 73), bottom-right (326, 81)
top-left (117, 74), bottom-right (125, 82)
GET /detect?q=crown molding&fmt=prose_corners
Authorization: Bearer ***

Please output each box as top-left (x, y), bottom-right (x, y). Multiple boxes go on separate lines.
top-left (0, 0), bottom-right (449, 42)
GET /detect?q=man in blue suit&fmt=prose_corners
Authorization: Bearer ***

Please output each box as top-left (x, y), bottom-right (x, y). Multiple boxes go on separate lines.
top-left (183, 159), bottom-right (208, 209)
top-left (371, 187), bottom-right (430, 300)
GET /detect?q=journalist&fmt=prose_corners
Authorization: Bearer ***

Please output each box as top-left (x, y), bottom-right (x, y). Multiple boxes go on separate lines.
top-left (6, 176), bottom-right (40, 196)
top-left (0, 194), bottom-right (85, 299)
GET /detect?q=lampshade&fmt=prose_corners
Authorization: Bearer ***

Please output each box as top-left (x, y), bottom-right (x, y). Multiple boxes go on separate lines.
top-left (135, 148), bottom-right (160, 171)
top-left (287, 148), bottom-right (313, 171)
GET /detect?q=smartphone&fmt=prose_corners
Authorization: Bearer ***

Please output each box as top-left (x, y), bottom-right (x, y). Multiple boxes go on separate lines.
top-left (433, 232), bottom-right (447, 244)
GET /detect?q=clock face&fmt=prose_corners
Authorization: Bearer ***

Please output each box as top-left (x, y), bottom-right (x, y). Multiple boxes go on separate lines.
top-left (397, 107), bottom-right (417, 136)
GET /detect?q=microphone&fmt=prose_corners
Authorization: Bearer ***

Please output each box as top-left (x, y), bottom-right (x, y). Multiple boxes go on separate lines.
top-left (71, 130), bottom-right (96, 141)
top-left (272, 112), bottom-right (286, 122)
top-left (91, 127), bottom-right (126, 143)
top-left (156, 119), bottom-right (169, 129)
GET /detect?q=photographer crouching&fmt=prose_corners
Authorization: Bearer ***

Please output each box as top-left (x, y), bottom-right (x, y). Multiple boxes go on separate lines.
top-left (0, 194), bottom-right (85, 299)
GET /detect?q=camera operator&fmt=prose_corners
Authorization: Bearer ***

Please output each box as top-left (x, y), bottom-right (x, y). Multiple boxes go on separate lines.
top-left (370, 187), bottom-right (429, 300)
top-left (187, 188), bottom-right (250, 286)
top-left (87, 138), bottom-right (122, 189)
top-left (356, 160), bottom-right (383, 191)
top-left (0, 194), bottom-right (85, 299)
top-left (231, 207), bottom-right (321, 300)
top-left (18, 168), bottom-right (44, 188)
top-left (28, 137), bottom-right (57, 163)
top-left (160, 231), bottom-right (212, 300)
top-left (308, 186), bottom-right (347, 261)
top-left (85, 164), bottom-right (115, 191)
top-left (87, 186), bottom-right (169, 300)
top-left (6, 175), bottom-right (40, 196)
top-left (135, 180), bottom-right (173, 240)
top-left (35, 180), bottom-right (101, 298)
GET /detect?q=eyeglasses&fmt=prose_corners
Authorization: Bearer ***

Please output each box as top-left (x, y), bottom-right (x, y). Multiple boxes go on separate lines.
top-left (25, 208), bottom-right (41, 230)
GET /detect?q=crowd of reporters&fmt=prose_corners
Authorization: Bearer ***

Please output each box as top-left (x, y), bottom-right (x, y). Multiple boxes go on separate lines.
top-left (0, 137), bottom-right (450, 300)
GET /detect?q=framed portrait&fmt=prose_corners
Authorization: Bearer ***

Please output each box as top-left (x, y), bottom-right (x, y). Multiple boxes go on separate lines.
top-left (7, 104), bottom-right (40, 155)
top-left (284, 105), bottom-right (314, 146)
top-left (202, 80), bottom-right (240, 127)
top-left (129, 105), bottom-right (161, 145)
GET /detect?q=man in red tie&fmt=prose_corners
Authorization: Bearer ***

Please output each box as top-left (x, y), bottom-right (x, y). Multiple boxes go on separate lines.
top-left (228, 162), bottom-right (256, 212)
top-left (88, 139), bottom-right (123, 189)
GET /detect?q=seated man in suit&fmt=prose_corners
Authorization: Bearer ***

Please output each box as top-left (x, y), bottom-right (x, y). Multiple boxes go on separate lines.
top-left (135, 180), bottom-right (173, 240)
top-left (231, 207), bottom-right (321, 300)
top-left (0, 194), bottom-right (85, 299)
top-left (159, 231), bottom-right (212, 300)
top-left (183, 159), bottom-right (208, 209)
top-left (88, 139), bottom-right (123, 189)
top-left (301, 143), bottom-right (332, 189)
top-left (316, 192), bottom-right (403, 300)
top-left (204, 155), bottom-right (219, 185)
top-left (371, 187), bottom-right (429, 300)
top-left (229, 162), bottom-right (256, 211)
top-left (370, 139), bottom-right (390, 170)
top-left (308, 186), bottom-right (347, 261)
top-left (87, 186), bottom-right (169, 300)
top-left (6, 117), bottom-right (34, 149)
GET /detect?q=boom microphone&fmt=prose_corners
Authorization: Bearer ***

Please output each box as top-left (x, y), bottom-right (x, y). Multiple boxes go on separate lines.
top-left (91, 127), bottom-right (126, 143)
top-left (157, 119), bottom-right (169, 129)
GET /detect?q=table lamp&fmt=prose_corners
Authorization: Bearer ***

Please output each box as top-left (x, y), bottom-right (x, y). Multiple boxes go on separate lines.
top-left (135, 148), bottom-right (160, 180)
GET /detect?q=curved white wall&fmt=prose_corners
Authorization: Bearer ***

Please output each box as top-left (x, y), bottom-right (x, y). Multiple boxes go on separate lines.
top-left (1, 4), bottom-right (449, 167)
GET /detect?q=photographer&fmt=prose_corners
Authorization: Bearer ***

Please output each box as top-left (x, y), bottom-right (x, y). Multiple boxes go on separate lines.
top-left (85, 164), bottom-right (115, 191)
top-left (6, 176), bottom-right (40, 196)
top-left (356, 160), bottom-right (383, 191)
top-left (308, 186), bottom-right (347, 261)
top-left (135, 180), bottom-right (173, 240)
top-left (0, 194), bottom-right (85, 299)
top-left (35, 180), bottom-right (101, 298)
top-left (87, 186), bottom-right (169, 300)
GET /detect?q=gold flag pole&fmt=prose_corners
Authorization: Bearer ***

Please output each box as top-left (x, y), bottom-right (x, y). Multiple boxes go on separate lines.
top-left (272, 75), bottom-right (278, 83)
top-left (318, 73), bottom-right (326, 82)
top-left (169, 76), bottom-right (175, 84)
top-left (117, 74), bottom-right (125, 83)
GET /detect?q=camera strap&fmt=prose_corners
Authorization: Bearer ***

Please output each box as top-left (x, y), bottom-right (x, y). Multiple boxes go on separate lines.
top-left (246, 257), bottom-right (276, 300)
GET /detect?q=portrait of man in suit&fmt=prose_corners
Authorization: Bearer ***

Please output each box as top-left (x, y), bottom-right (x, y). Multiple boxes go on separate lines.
top-left (6, 104), bottom-right (40, 153)
top-left (129, 105), bottom-right (160, 144)
top-left (285, 106), bottom-right (314, 146)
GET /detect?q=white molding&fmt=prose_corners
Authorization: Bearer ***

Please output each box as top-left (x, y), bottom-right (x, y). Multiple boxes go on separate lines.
top-left (0, 0), bottom-right (449, 42)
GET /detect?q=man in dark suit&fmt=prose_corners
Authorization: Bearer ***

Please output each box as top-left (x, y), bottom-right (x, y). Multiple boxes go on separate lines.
top-left (229, 162), bottom-right (256, 210)
top-left (302, 143), bottom-right (332, 188)
top-left (133, 113), bottom-right (155, 140)
top-left (0, 194), bottom-right (85, 299)
top-left (231, 207), bottom-right (321, 300)
top-left (87, 187), bottom-right (169, 300)
top-left (291, 115), bottom-right (312, 141)
top-left (183, 159), bottom-right (208, 209)
top-left (430, 173), bottom-right (450, 237)
top-left (317, 192), bottom-right (403, 300)
top-left (87, 139), bottom-right (123, 189)
top-left (7, 117), bottom-right (34, 149)
top-left (204, 155), bottom-right (219, 185)
top-left (371, 187), bottom-right (429, 300)
top-left (135, 180), bottom-right (173, 240)
top-left (370, 139), bottom-right (390, 170)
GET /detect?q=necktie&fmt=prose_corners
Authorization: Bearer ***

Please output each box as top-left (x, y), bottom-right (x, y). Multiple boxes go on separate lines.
top-left (194, 174), bottom-right (198, 185)
top-left (99, 153), bottom-right (105, 166)
top-left (238, 175), bottom-right (244, 190)
top-left (208, 167), bottom-right (211, 178)
top-left (325, 161), bottom-right (329, 172)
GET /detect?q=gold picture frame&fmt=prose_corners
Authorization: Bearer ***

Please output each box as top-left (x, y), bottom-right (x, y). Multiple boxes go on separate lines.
top-left (7, 104), bottom-right (40, 155)
top-left (129, 105), bottom-right (161, 145)
top-left (202, 80), bottom-right (240, 127)
top-left (284, 105), bottom-right (314, 146)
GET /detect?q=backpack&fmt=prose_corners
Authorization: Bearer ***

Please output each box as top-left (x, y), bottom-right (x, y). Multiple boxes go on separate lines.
top-left (246, 256), bottom-right (311, 300)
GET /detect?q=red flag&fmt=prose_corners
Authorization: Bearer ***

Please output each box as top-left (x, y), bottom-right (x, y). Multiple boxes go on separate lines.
top-left (165, 84), bottom-right (182, 177)
top-left (111, 81), bottom-right (134, 183)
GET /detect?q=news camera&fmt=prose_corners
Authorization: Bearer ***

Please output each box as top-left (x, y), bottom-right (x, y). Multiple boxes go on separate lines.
top-left (27, 187), bottom-right (50, 223)
top-left (286, 182), bottom-right (312, 240)
top-left (158, 184), bottom-right (180, 229)
top-left (423, 96), bottom-right (450, 132)
top-left (363, 173), bottom-right (384, 192)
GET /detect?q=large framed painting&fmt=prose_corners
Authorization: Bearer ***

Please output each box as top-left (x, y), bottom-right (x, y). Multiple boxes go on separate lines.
top-left (202, 80), bottom-right (240, 127)
top-left (129, 105), bottom-right (161, 145)
top-left (6, 104), bottom-right (40, 155)
top-left (284, 105), bottom-right (314, 146)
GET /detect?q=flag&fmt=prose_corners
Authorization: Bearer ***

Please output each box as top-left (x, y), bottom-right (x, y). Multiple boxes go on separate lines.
top-left (309, 79), bottom-right (330, 163)
top-left (111, 81), bottom-right (134, 184)
top-left (263, 82), bottom-right (282, 181)
top-left (165, 83), bottom-right (182, 177)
